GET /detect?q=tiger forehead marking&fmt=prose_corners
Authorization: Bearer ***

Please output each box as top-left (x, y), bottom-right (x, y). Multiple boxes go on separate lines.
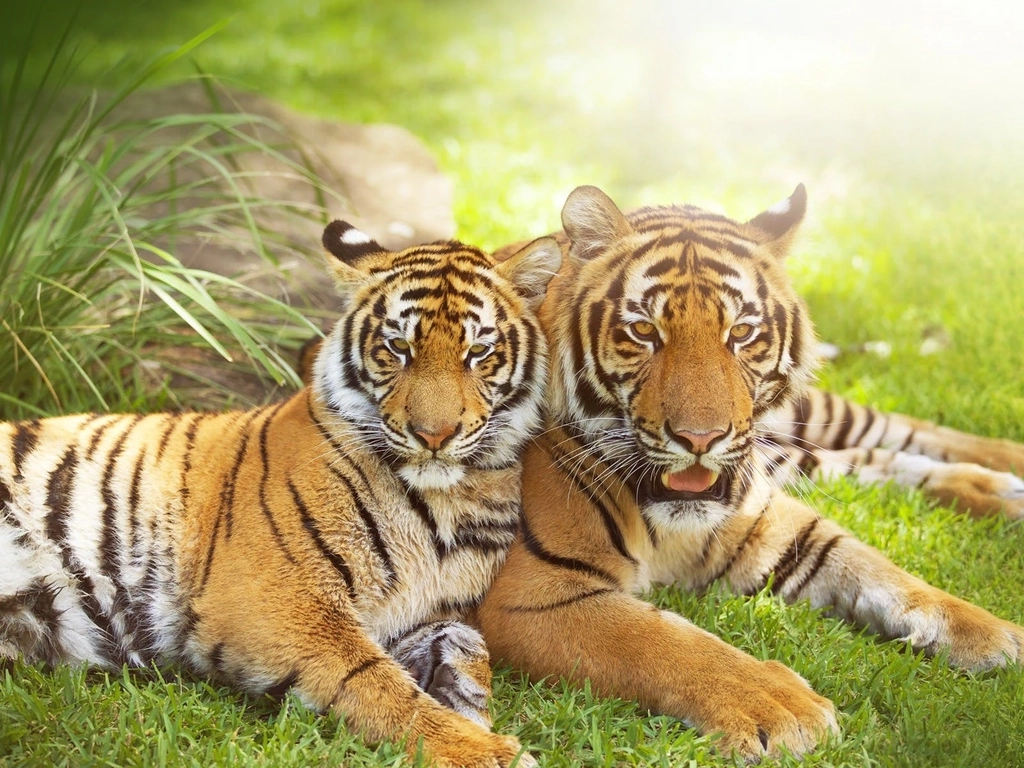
top-left (374, 250), bottom-right (507, 356)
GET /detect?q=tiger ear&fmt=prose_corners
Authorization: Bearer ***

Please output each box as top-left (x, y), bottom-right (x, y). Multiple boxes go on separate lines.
top-left (744, 184), bottom-right (807, 258)
top-left (321, 219), bottom-right (388, 285)
top-left (495, 236), bottom-right (562, 309)
top-left (560, 185), bottom-right (633, 260)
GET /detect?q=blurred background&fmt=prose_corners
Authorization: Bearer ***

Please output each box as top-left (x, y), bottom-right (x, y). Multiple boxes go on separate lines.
top-left (3, 0), bottom-right (1023, 423)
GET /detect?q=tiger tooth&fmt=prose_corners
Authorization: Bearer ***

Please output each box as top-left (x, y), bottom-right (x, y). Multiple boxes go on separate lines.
top-left (661, 470), bottom-right (671, 488)
top-left (708, 470), bottom-right (720, 486)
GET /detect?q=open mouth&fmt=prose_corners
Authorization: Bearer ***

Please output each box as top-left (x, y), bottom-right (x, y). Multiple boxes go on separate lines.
top-left (640, 464), bottom-right (734, 504)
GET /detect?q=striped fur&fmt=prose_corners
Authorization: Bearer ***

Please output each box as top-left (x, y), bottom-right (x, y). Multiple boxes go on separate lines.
top-left (761, 389), bottom-right (1024, 518)
top-left (0, 222), bottom-right (562, 768)
top-left (476, 186), bottom-right (1024, 763)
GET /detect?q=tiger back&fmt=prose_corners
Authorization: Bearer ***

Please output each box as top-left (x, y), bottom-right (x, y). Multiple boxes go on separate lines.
top-left (476, 185), bottom-right (1024, 762)
top-left (0, 221), bottom-right (561, 768)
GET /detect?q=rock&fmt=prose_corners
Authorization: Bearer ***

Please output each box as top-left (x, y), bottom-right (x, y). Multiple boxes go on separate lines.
top-left (112, 81), bottom-right (455, 307)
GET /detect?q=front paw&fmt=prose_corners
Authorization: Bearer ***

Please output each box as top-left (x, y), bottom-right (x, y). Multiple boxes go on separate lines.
top-left (418, 717), bottom-right (534, 768)
top-left (699, 658), bottom-right (837, 762)
top-left (905, 598), bottom-right (1024, 671)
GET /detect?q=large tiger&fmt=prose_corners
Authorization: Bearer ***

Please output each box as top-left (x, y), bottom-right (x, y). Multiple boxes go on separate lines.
top-left (0, 221), bottom-right (562, 768)
top-left (474, 185), bottom-right (1024, 762)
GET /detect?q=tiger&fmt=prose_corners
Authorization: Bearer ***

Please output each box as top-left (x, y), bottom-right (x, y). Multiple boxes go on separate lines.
top-left (472, 184), bottom-right (1024, 762)
top-left (0, 220), bottom-right (563, 768)
top-left (760, 389), bottom-right (1024, 519)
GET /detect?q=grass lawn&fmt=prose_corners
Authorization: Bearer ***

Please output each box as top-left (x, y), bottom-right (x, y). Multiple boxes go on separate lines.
top-left (3, 2), bottom-right (1024, 766)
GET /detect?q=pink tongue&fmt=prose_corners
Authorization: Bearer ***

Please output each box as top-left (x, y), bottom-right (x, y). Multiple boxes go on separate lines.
top-left (666, 465), bottom-right (716, 493)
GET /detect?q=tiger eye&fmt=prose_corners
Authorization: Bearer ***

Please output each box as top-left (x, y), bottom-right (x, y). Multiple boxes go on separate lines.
top-left (390, 338), bottom-right (411, 351)
top-left (730, 323), bottom-right (755, 342)
top-left (630, 320), bottom-right (658, 340)
top-left (469, 343), bottom-right (488, 355)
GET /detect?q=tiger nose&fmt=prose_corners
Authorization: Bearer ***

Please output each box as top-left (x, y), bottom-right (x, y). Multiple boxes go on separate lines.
top-left (667, 425), bottom-right (727, 455)
top-left (412, 423), bottom-right (460, 451)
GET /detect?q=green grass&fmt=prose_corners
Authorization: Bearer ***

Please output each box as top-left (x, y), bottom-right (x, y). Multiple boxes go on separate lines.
top-left (2, 2), bottom-right (1024, 767)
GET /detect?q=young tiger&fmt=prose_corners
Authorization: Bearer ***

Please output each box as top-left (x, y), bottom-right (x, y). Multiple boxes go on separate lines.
top-left (760, 389), bottom-right (1024, 519)
top-left (474, 185), bottom-right (1024, 762)
top-left (0, 221), bottom-right (562, 768)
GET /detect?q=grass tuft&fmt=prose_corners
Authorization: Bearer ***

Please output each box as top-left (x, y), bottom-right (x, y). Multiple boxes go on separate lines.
top-left (0, 16), bottom-right (329, 419)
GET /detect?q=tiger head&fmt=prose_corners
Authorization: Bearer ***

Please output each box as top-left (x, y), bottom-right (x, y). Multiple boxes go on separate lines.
top-left (545, 186), bottom-right (818, 530)
top-left (314, 221), bottom-right (561, 490)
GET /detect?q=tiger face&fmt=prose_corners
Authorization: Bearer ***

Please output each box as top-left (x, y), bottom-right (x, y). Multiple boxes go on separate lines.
top-left (315, 221), bottom-right (561, 490)
top-left (546, 186), bottom-right (818, 530)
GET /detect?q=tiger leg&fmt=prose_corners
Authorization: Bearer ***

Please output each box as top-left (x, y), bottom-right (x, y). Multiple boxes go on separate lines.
top-left (771, 388), bottom-right (1024, 474)
top-left (387, 620), bottom-right (494, 727)
top-left (812, 448), bottom-right (1024, 519)
top-left (765, 442), bottom-right (1024, 518)
top-left (477, 541), bottom-right (838, 762)
top-left (192, 608), bottom-right (531, 768)
top-left (724, 489), bottom-right (1024, 670)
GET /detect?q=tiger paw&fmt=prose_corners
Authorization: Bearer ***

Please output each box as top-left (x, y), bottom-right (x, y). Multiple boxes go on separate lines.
top-left (390, 621), bottom-right (494, 727)
top-left (419, 730), bottom-right (535, 768)
top-left (411, 705), bottom-right (534, 768)
top-left (903, 597), bottom-right (1024, 671)
top-left (698, 658), bottom-right (838, 762)
top-left (918, 461), bottom-right (1024, 520)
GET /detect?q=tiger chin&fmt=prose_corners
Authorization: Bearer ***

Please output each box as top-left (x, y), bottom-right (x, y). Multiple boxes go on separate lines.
top-left (0, 221), bottom-right (562, 768)
top-left (475, 184), bottom-right (1024, 763)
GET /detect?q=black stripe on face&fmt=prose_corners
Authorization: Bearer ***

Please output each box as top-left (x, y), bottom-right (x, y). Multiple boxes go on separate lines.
top-left (788, 304), bottom-right (805, 369)
top-left (11, 420), bottom-right (39, 479)
top-left (702, 258), bottom-right (742, 280)
top-left (290, 480), bottom-right (356, 601)
top-left (0, 476), bottom-right (11, 513)
top-left (771, 302), bottom-right (790, 376)
top-left (643, 257), bottom-right (677, 280)
top-left (520, 516), bottom-right (620, 588)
